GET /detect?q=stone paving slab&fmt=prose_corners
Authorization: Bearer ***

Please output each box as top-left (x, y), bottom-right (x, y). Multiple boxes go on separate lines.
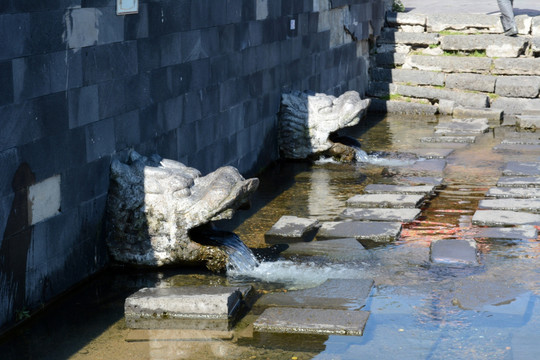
top-left (452, 106), bottom-right (502, 124)
top-left (497, 176), bottom-right (540, 188)
top-left (496, 77), bottom-right (540, 98)
top-left (474, 226), bottom-right (538, 240)
top-left (405, 159), bottom-right (447, 174)
top-left (405, 148), bottom-right (455, 159)
top-left (445, 73), bottom-right (496, 93)
top-left (486, 186), bottom-right (540, 198)
top-left (500, 132), bottom-right (540, 145)
top-left (400, 176), bottom-right (444, 186)
top-left (434, 118), bottom-right (489, 135)
top-left (378, 29), bottom-right (439, 45)
top-left (346, 193), bottom-right (426, 208)
top-left (125, 286), bottom-right (250, 330)
top-left (370, 68), bottom-right (445, 86)
top-left (392, 84), bottom-right (490, 108)
top-left (368, 99), bottom-right (438, 115)
top-left (492, 58), bottom-right (540, 75)
top-left (420, 135), bottom-right (476, 143)
top-left (254, 279), bottom-right (374, 312)
top-left (264, 215), bottom-right (320, 244)
top-left (386, 12), bottom-right (427, 26)
top-left (472, 210), bottom-right (540, 226)
top-left (502, 162), bottom-right (540, 176)
top-left (364, 184), bottom-right (436, 195)
top-left (516, 115), bottom-right (540, 129)
top-left (403, 55), bottom-right (492, 74)
top-left (479, 198), bottom-right (540, 213)
top-left (340, 208), bottom-right (421, 222)
top-left (430, 239), bottom-right (479, 266)
top-left (426, 14), bottom-right (504, 33)
top-left (253, 307), bottom-right (370, 336)
top-left (317, 221), bottom-right (402, 242)
top-left (440, 35), bottom-right (527, 57)
top-left (280, 238), bottom-right (370, 262)
top-left (493, 144), bottom-right (540, 153)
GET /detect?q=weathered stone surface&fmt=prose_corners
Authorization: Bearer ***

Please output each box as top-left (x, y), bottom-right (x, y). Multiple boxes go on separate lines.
top-left (495, 76), bottom-right (540, 98)
top-left (491, 97), bottom-right (540, 116)
top-left (532, 38), bottom-right (540, 56)
top-left (420, 135), bottom-right (476, 143)
top-left (472, 210), bottom-right (540, 226)
top-left (364, 184), bottom-right (436, 195)
top-left (445, 73), bottom-right (496, 93)
top-left (494, 143), bottom-right (540, 153)
top-left (401, 176), bottom-right (444, 186)
top-left (373, 52), bottom-right (406, 66)
top-left (403, 55), bottom-right (492, 74)
top-left (438, 99), bottom-right (455, 115)
top-left (434, 118), bottom-right (489, 135)
top-left (386, 12), bottom-right (426, 26)
top-left (533, 16), bottom-right (540, 36)
top-left (497, 176), bottom-right (540, 188)
top-left (370, 68), bottom-right (445, 86)
top-left (340, 208), bottom-right (421, 222)
top-left (501, 132), bottom-right (540, 145)
top-left (451, 280), bottom-right (528, 312)
top-left (106, 151), bottom-right (259, 270)
top-left (486, 186), bottom-right (540, 198)
top-left (378, 29), bottom-right (439, 46)
top-left (280, 238), bottom-right (369, 261)
top-left (317, 221), bottom-right (402, 242)
top-left (493, 58), bottom-right (540, 75)
top-left (430, 239), bottom-right (478, 266)
top-left (367, 81), bottom-right (393, 97)
top-left (452, 107), bottom-right (503, 125)
top-left (392, 84), bottom-right (490, 108)
top-left (124, 286), bottom-right (250, 330)
top-left (254, 278), bottom-right (374, 311)
top-left (404, 159), bottom-right (447, 175)
top-left (479, 198), bottom-right (540, 213)
top-left (346, 193), bottom-right (426, 208)
top-left (253, 307), bottom-right (370, 336)
top-left (400, 25), bottom-right (428, 33)
top-left (422, 47), bottom-right (444, 56)
top-left (427, 14), bottom-right (504, 33)
top-left (516, 15), bottom-right (533, 35)
top-left (503, 162), bottom-right (540, 176)
top-left (516, 115), bottom-right (540, 130)
top-left (440, 35), bottom-right (527, 58)
top-left (264, 215), bottom-right (320, 244)
top-left (368, 99), bottom-right (438, 116)
top-left (125, 329), bottom-right (235, 341)
top-left (278, 91), bottom-right (370, 160)
top-left (474, 226), bottom-right (538, 240)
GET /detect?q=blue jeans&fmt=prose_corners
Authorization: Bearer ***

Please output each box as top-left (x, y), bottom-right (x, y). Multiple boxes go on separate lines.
top-left (497, 0), bottom-right (516, 31)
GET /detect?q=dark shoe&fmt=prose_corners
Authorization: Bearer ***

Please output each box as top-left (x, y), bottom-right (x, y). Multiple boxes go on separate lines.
top-left (504, 26), bottom-right (518, 36)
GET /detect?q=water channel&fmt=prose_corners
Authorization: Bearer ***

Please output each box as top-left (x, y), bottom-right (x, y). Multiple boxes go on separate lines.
top-left (1, 114), bottom-right (540, 359)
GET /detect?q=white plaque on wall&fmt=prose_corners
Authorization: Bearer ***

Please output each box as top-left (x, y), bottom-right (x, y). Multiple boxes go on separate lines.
top-left (117, 0), bottom-right (139, 15)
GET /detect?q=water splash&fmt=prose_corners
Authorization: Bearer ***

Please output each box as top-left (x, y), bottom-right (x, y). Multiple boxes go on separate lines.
top-left (219, 233), bottom-right (260, 273)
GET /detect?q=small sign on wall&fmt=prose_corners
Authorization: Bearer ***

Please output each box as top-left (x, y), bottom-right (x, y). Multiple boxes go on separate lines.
top-left (117, 0), bottom-right (138, 15)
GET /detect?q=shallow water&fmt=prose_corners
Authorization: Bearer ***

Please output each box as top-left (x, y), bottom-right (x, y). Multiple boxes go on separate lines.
top-left (2, 114), bottom-right (540, 359)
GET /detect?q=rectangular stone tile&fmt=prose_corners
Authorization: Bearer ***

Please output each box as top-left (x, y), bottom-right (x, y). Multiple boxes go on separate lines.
top-left (346, 193), bottom-right (426, 208)
top-left (453, 106), bottom-right (503, 125)
top-left (497, 176), bottom-right (540, 188)
top-left (265, 215), bottom-right (320, 244)
top-left (494, 144), bottom-right (540, 153)
top-left (404, 55), bottom-right (493, 74)
top-left (393, 84), bottom-right (490, 108)
top-left (254, 278), bottom-right (374, 312)
top-left (474, 226), bottom-right (538, 240)
top-left (516, 115), bottom-right (540, 129)
top-left (368, 99), bottom-right (438, 116)
top-left (317, 221), bottom-right (402, 242)
top-left (441, 35), bottom-right (527, 57)
top-left (486, 187), bottom-right (540, 198)
top-left (420, 135), bottom-right (476, 143)
top-left (435, 118), bottom-right (489, 135)
top-left (472, 210), bottom-right (540, 226)
top-left (370, 68), bottom-right (445, 86)
top-left (430, 239), bottom-right (478, 266)
top-left (427, 14), bottom-right (503, 33)
top-left (493, 58), bottom-right (540, 75)
top-left (502, 162), bottom-right (540, 176)
top-left (500, 132), bottom-right (540, 145)
top-left (479, 198), bottom-right (540, 213)
top-left (378, 29), bottom-right (439, 45)
top-left (364, 184), bottom-right (436, 195)
top-left (400, 176), bottom-right (444, 186)
top-left (254, 307), bottom-right (370, 336)
top-left (340, 208), bottom-right (421, 222)
top-left (496, 76), bottom-right (540, 98)
top-left (405, 148), bottom-right (454, 159)
top-left (280, 238), bottom-right (370, 262)
top-left (445, 73), bottom-right (496, 93)
top-left (386, 12), bottom-right (426, 26)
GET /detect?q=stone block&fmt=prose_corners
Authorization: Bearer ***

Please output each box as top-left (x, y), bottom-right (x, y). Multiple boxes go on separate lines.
top-left (114, 110), bottom-right (141, 150)
top-left (393, 84), bottom-right (490, 108)
top-left (346, 193), bottom-right (426, 208)
top-left (434, 118), bottom-right (489, 135)
top-left (491, 97), bottom-right (540, 116)
top-left (373, 52), bottom-right (406, 67)
top-left (68, 85), bottom-right (99, 130)
top-left (406, 148), bottom-right (455, 159)
top-left (502, 161), bottom-right (540, 176)
top-left (516, 15), bottom-right (532, 35)
top-left (401, 176), bottom-right (444, 186)
top-left (427, 14), bottom-right (503, 33)
top-left (96, 7), bottom-right (124, 45)
top-left (501, 132), bottom-right (540, 145)
top-left (371, 68), bottom-right (445, 86)
top-left (255, 278), bottom-right (374, 312)
top-left (496, 76), bottom-right (540, 98)
top-left (404, 159), bottom-right (447, 175)
top-left (364, 184), bottom-right (436, 195)
top-left (430, 239), bottom-right (478, 266)
top-left (265, 215), bottom-right (321, 244)
top-left (440, 35), bottom-right (527, 57)
top-left (0, 61), bottom-right (12, 106)
top-left (28, 175), bottom-right (61, 225)
top-left (49, 50), bottom-right (83, 94)
top-left (386, 12), bottom-right (426, 26)
top-left (438, 99), bottom-right (454, 115)
top-left (0, 148), bottom-right (19, 196)
top-left (378, 29), bottom-right (439, 46)
top-left (445, 73), bottom-right (496, 93)
top-left (479, 198), bottom-right (540, 213)
top-left (472, 210), bottom-right (540, 226)
top-left (61, 157), bottom-right (110, 211)
top-left (159, 32), bottom-right (182, 67)
top-left (486, 187), bottom-right (540, 199)
top-left (254, 307), bottom-right (370, 336)
top-left (63, 8), bottom-right (99, 49)
top-left (516, 115), bottom-right (540, 130)
top-left (317, 221), bottom-right (402, 243)
top-left (85, 118), bottom-right (115, 162)
top-left (532, 37), bottom-right (540, 56)
top-left (497, 176), bottom-right (540, 188)
top-left (280, 238), bottom-right (369, 262)
top-left (98, 79), bottom-right (126, 119)
top-left (12, 54), bottom-right (51, 102)
top-left (125, 3), bottom-right (149, 39)
top-left (494, 143), bottom-right (540, 153)
top-left (125, 286), bottom-right (250, 330)
top-left (403, 55), bottom-right (492, 74)
top-left (474, 226), bottom-right (538, 240)
top-left (0, 13), bottom-right (31, 61)
top-left (340, 208), bottom-right (421, 222)
top-left (182, 30), bottom-right (204, 62)
top-left (368, 99), bottom-right (438, 116)
top-left (493, 58), bottom-right (540, 75)
top-left (533, 16), bottom-right (540, 36)
top-left (82, 41), bottom-right (138, 85)
top-left (453, 107), bottom-right (502, 125)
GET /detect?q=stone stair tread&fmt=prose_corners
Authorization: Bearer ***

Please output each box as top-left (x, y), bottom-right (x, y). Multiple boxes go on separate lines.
top-left (491, 97), bottom-right (540, 117)
top-left (486, 187), bottom-right (540, 198)
top-left (479, 198), bottom-right (540, 213)
top-left (370, 68), bottom-right (445, 86)
top-left (472, 210), bottom-right (540, 226)
top-left (405, 148), bottom-right (455, 159)
top-left (364, 184), bottom-right (436, 195)
top-left (264, 215), bottom-right (320, 244)
top-left (493, 58), bottom-right (540, 75)
top-left (502, 161), bottom-right (540, 176)
top-left (426, 14), bottom-right (504, 33)
top-left (497, 176), bottom-right (540, 187)
top-left (386, 12), bottom-right (426, 27)
top-left (400, 176), bottom-right (444, 186)
top-left (496, 77), bottom-right (540, 98)
top-left (388, 83), bottom-right (489, 108)
top-left (453, 106), bottom-right (502, 124)
top-left (346, 193), bottom-right (426, 208)
top-left (445, 73), bottom-right (496, 93)
top-left (440, 34), bottom-right (528, 57)
top-left (501, 132), bottom-right (540, 145)
top-left (404, 55), bottom-right (492, 73)
top-left (474, 226), bottom-right (538, 240)
top-left (421, 135), bottom-right (476, 144)
top-left (494, 143), bottom-right (540, 153)
top-left (253, 307), bottom-right (370, 336)
top-left (368, 98), bottom-right (438, 115)
top-left (516, 114), bottom-right (540, 129)
top-left (379, 29), bottom-right (439, 45)
top-left (434, 118), bottom-right (489, 135)
top-left (317, 221), bottom-right (402, 243)
top-left (340, 208), bottom-right (421, 222)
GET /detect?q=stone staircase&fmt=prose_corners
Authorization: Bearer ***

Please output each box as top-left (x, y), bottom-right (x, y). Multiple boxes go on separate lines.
top-left (367, 12), bottom-right (540, 126)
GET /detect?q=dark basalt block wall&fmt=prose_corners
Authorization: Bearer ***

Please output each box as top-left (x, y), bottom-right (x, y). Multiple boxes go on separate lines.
top-left (0, 0), bottom-right (386, 330)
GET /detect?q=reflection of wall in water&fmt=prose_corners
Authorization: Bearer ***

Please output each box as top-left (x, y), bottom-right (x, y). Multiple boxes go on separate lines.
top-left (308, 168), bottom-right (343, 221)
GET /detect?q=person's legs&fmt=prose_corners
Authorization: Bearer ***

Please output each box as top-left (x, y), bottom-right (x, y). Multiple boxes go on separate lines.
top-left (497, 0), bottom-right (517, 35)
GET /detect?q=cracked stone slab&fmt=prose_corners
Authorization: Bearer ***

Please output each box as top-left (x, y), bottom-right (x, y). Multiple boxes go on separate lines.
top-left (405, 148), bottom-right (455, 159)
top-left (420, 136), bottom-right (476, 144)
top-left (430, 239), bottom-right (479, 266)
top-left (254, 278), bottom-right (374, 312)
top-left (472, 210), bottom-right (540, 226)
top-left (453, 107), bottom-right (502, 125)
top-left (486, 187), bottom-right (540, 198)
top-left (364, 184), bottom-right (436, 195)
top-left (253, 307), bottom-right (370, 336)
top-left (502, 162), bottom-right (540, 176)
top-left (474, 226), bottom-right (538, 240)
top-left (496, 77), bottom-right (540, 98)
top-left (265, 215), bottom-right (320, 244)
top-left (125, 286), bottom-right (250, 330)
top-left (497, 176), bottom-right (540, 188)
top-left (378, 29), bottom-right (439, 46)
top-left (280, 238), bottom-right (370, 262)
top-left (427, 14), bottom-right (504, 33)
top-left (346, 193), bottom-right (426, 208)
top-left (435, 118), bottom-right (489, 135)
top-left (445, 73), bottom-right (496, 93)
top-left (317, 221), bottom-right (402, 242)
top-left (479, 198), bottom-right (540, 213)
top-left (340, 208), bottom-right (421, 222)
top-left (440, 35), bottom-right (527, 57)
top-left (403, 55), bottom-right (492, 74)
top-left (516, 115), bottom-right (540, 129)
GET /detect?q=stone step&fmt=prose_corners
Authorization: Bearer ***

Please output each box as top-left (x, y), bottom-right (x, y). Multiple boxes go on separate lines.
top-left (378, 29), bottom-right (439, 46)
top-left (264, 215), bottom-right (320, 244)
top-left (340, 208), bottom-right (421, 222)
top-left (346, 193), bottom-right (426, 208)
top-left (486, 187), bottom-right (540, 198)
top-left (491, 97), bottom-right (540, 117)
top-left (497, 176), bottom-right (540, 187)
top-left (420, 135), bottom-right (476, 144)
top-left (474, 226), bottom-right (538, 240)
top-left (370, 68), bottom-right (445, 87)
top-left (398, 159), bottom-right (447, 176)
top-left (434, 118), bottom-right (489, 135)
top-left (386, 12), bottom-right (427, 28)
top-left (493, 58), bottom-right (540, 76)
top-left (440, 35), bottom-right (528, 58)
top-left (494, 143), bottom-right (540, 153)
top-left (403, 55), bottom-right (492, 73)
top-left (516, 115), bottom-right (540, 129)
top-left (430, 239), bottom-right (479, 266)
top-left (426, 14), bottom-right (504, 33)
top-left (364, 184), bottom-right (436, 195)
top-left (368, 98), bottom-right (438, 115)
top-left (502, 162), bottom-right (540, 176)
top-left (317, 221), bottom-right (402, 243)
top-left (501, 132), bottom-right (540, 145)
top-left (453, 107), bottom-right (502, 125)
top-left (472, 210), bottom-right (540, 226)
top-left (445, 73), bottom-right (496, 93)
top-left (400, 176), bottom-right (444, 186)
top-left (479, 198), bottom-right (540, 213)
top-left (405, 148), bottom-right (455, 159)
top-left (280, 238), bottom-right (370, 262)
